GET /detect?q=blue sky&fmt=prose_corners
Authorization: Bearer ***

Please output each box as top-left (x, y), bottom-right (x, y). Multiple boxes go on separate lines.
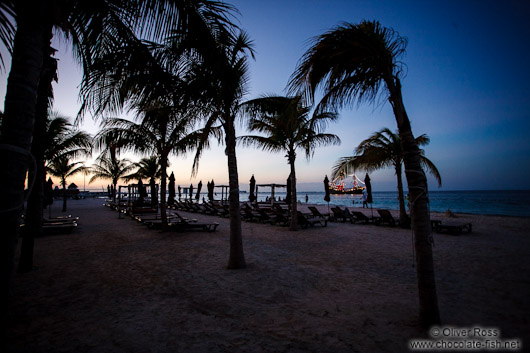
top-left (2, 0), bottom-right (529, 192)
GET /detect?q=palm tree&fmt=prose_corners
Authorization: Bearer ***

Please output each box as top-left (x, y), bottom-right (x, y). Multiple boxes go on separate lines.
top-left (240, 95), bottom-right (340, 230)
top-left (17, 46), bottom-right (58, 273)
top-left (193, 30), bottom-right (255, 269)
top-left (2, 0), bottom-right (236, 294)
top-left (95, 108), bottom-right (202, 228)
top-left (333, 128), bottom-right (441, 224)
top-left (46, 156), bottom-right (86, 212)
top-left (44, 115), bottom-right (93, 162)
top-left (289, 20), bottom-right (441, 326)
top-left (123, 156), bottom-right (163, 183)
top-left (88, 151), bottom-right (135, 203)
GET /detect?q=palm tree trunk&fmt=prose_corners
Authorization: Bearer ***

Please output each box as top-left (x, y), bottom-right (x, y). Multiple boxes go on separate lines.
top-left (18, 43), bottom-right (56, 273)
top-left (288, 153), bottom-right (298, 231)
top-left (395, 163), bottom-right (408, 224)
top-left (225, 121), bottom-right (245, 269)
top-left (160, 155), bottom-right (168, 229)
top-left (388, 78), bottom-right (440, 327)
top-left (2, 1), bottom-right (52, 295)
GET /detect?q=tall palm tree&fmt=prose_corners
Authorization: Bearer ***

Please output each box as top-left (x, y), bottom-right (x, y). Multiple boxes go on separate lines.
top-left (289, 20), bottom-right (441, 326)
top-left (88, 151), bottom-right (135, 203)
top-left (193, 30), bottom-right (255, 269)
top-left (2, 0), bottom-right (235, 295)
top-left (46, 156), bottom-right (86, 212)
top-left (240, 95), bottom-right (340, 230)
top-left (95, 108), bottom-right (202, 228)
top-left (17, 46), bottom-right (58, 273)
top-left (333, 128), bottom-right (441, 224)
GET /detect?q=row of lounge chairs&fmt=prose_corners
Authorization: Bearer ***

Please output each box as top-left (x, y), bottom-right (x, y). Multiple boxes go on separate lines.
top-left (105, 199), bottom-right (219, 233)
top-left (310, 206), bottom-right (472, 234)
top-left (309, 206), bottom-right (402, 227)
top-left (141, 199), bottom-right (472, 235)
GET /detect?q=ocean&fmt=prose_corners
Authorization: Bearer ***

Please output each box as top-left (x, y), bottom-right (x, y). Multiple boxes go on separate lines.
top-left (251, 190), bottom-right (530, 217)
top-left (90, 188), bottom-right (530, 217)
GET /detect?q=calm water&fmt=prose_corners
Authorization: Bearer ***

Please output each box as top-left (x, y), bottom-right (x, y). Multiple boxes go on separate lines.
top-left (251, 190), bottom-right (530, 217)
top-left (94, 188), bottom-right (530, 217)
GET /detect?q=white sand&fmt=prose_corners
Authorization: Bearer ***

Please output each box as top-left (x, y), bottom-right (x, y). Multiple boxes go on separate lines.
top-left (7, 198), bottom-right (530, 352)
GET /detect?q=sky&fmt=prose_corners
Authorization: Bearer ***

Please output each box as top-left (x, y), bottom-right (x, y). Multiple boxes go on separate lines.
top-left (2, 0), bottom-right (530, 192)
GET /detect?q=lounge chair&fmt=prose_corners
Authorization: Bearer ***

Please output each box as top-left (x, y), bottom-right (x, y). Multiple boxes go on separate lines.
top-left (350, 211), bottom-right (373, 224)
top-left (168, 219), bottom-right (219, 232)
top-left (27, 219), bottom-right (78, 235)
top-left (376, 209), bottom-right (398, 226)
top-left (308, 206), bottom-right (330, 221)
top-left (297, 211), bottom-right (327, 228)
top-left (331, 207), bottom-right (351, 222)
top-left (431, 220), bottom-right (472, 235)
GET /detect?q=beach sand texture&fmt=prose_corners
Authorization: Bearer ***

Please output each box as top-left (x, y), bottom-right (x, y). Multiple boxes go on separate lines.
top-left (8, 198), bottom-right (530, 352)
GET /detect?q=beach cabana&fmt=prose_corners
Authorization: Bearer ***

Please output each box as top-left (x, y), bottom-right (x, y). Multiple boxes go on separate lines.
top-left (214, 185), bottom-right (229, 204)
top-left (256, 183), bottom-right (287, 205)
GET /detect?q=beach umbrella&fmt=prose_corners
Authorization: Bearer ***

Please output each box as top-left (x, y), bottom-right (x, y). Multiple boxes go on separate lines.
top-left (138, 179), bottom-right (146, 203)
top-left (168, 172), bottom-right (175, 206)
top-left (189, 183), bottom-right (193, 200)
top-left (249, 175), bottom-right (256, 202)
top-left (285, 175), bottom-right (291, 205)
top-left (209, 179), bottom-right (215, 201)
top-left (195, 180), bottom-right (202, 201)
top-left (323, 176), bottom-right (331, 202)
top-left (150, 177), bottom-right (158, 207)
top-left (207, 181), bottom-right (213, 202)
top-left (178, 185), bottom-right (181, 200)
top-left (324, 175), bottom-right (331, 212)
top-left (44, 177), bottom-right (54, 218)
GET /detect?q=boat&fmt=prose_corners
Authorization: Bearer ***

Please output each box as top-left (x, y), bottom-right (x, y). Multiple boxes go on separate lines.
top-left (329, 173), bottom-right (365, 195)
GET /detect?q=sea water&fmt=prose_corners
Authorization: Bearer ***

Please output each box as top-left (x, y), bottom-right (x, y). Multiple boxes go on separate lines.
top-left (252, 190), bottom-right (530, 217)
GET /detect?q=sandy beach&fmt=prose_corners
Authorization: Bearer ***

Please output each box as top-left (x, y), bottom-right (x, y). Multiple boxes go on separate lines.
top-left (7, 198), bottom-right (530, 352)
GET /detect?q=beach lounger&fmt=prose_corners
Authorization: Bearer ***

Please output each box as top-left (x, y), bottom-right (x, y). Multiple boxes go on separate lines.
top-left (42, 222), bottom-right (78, 234)
top-left (350, 211), bottom-right (373, 224)
top-left (168, 219), bottom-right (219, 233)
top-left (21, 219), bottom-right (78, 235)
top-left (330, 207), bottom-right (351, 222)
top-left (376, 209), bottom-right (398, 226)
top-left (297, 211), bottom-right (327, 228)
top-left (308, 206), bottom-right (330, 221)
top-left (431, 220), bottom-right (472, 235)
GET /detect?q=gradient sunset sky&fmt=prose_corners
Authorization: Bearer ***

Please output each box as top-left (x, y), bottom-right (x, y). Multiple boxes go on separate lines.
top-left (2, 0), bottom-right (529, 192)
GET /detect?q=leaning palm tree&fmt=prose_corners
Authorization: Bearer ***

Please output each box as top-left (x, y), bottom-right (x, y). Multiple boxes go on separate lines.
top-left (46, 156), bottom-right (86, 212)
top-left (88, 151), bottom-right (135, 203)
top-left (240, 95), bottom-right (340, 230)
top-left (333, 128), bottom-right (441, 224)
top-left (289, 20), bottom-right (440, 326)
top-left (193, 30), bottom-right (255, 269)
